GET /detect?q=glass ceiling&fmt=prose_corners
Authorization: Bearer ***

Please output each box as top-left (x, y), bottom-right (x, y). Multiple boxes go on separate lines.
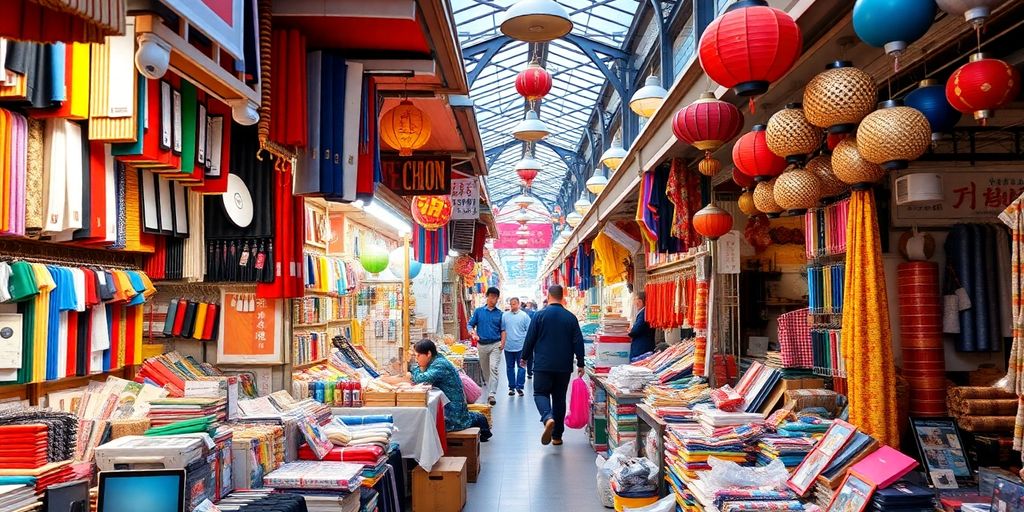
top-left (453, 0), bottom-right (640, 211)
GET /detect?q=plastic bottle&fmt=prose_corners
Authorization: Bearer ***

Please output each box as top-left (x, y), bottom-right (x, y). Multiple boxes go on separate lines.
top-left (343, 381), bottom-right (354, 407)
top-left (352, 381), bottom-right (362, 407)
top-left (334, 381), bottom-right (345, 407)
top-left (314, 381), bottom-right (325, 403)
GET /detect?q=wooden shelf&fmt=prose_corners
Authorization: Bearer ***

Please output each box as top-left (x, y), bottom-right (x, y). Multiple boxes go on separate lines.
top-left (293, 322), bottom-right (328, 329)
top-left (292, 358), bottom-right (329, 371)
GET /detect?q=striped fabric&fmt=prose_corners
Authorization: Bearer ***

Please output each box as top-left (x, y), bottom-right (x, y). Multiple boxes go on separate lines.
top-left (998, 192), bottom-right (1024, 453)
top-left (413, 224), bottom-right (449, 264)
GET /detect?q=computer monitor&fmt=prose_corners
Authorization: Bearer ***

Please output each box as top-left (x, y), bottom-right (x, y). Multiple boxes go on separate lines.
top-left (97, 470), bottom-right (186, 512)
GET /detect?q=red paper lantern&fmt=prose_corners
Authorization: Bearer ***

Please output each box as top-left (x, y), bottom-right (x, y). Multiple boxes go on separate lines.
top-left (673, 92), bottom-right (744, 171)
top-left (692, 204), bottom-right (733, 240)
top-left (698, 0), bottom-right (802, 97)
top-left (732, 167), bottom-right (755, 189)
top-left (411, 195), bottom-right (452, 231)
top-left (517, 168), bottom-right (539, 187)
top-left (732, 125), bottom-right (787, 181)
top-left (515, 62), bottom-right (553, 101)
top-left (454, 255), bottom-right (477, 278)
top-left (945, 53), bottom-right (1021, 123)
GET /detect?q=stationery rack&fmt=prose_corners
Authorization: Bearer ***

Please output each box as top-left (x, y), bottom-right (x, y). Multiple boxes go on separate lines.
top-left (804, 200), bottom-right (851, 394)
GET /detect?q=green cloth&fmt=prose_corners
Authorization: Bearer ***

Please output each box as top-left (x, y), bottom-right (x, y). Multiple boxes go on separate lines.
top-left (7, 261), bottom-right (37, 302)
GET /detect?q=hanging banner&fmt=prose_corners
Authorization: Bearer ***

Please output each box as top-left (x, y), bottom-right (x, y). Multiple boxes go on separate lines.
top-left (217, 292), bottom-right (285, 364)
top-left (381, 155), bottom-right (451, 195)
top-left (506, 260), bottom-right (539, 280)
top-left (891, 169), bottom-right (1023, 226)
top-left (451, 178), bottom-right (480, 220)
top-left (494, 223), bottom-right (552, 249)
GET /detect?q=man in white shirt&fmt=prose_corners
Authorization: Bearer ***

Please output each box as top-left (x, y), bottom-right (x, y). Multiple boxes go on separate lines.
top-left (500, 297), bottom-right (531, 397)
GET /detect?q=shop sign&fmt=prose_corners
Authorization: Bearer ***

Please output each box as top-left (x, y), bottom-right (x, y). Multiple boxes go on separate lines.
top-left (493, 223), bottom-right (552, 249)
top-left (382, 155), bottom-right (451, 195)
top-left (451, 178), bottom-right (479, 220)
top-left (506, 260), bottom-right (539, 279)
top-left (716, 231), bottom-right (741, 274)
top-left (891, 169), bottom-right (1023, 226)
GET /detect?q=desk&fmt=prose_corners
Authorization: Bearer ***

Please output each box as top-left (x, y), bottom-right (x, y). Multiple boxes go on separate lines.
top-left (636, 404), bottom-right (668, 497)
top-left (333, 389), bottom-right (448, 471)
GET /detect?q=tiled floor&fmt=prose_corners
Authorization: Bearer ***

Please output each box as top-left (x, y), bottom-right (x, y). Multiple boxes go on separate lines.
top-left (465, 367), bottom-right (608, 512)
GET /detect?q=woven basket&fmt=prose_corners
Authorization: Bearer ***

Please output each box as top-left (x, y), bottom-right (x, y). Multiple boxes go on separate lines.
top-left (738, 190), bottom-right (760, 216)
top-left (806, 155), bottom-right (847, 198)
top-left (697, 156), bottom-right (721, 177)
top-left (766, 104), bottom-right (822, 161)
top-left (856, 102), bottom-right (932, 170)
top-left (804, 61), bottom-right (878, 132)
top-left (831, 136), bottom-right (885, 185)
top-left (774, 167), bottom-right (822, 211)
top-left (753, 179), bottom-right (783, 214)
top-left (110, 418), bottom-right (151, 439)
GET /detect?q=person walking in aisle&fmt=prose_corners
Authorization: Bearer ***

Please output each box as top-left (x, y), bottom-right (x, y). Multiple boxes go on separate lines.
top-left (523, 300), bottom-right (537, 379)
top-left (521, 285), bottom-right (585, 446)
top-left (500, 297), bottom-right (531, 397)
top-left (628, 291), bottom-right (656, 361)
top-left (469, 286), bottom-right (503, 405)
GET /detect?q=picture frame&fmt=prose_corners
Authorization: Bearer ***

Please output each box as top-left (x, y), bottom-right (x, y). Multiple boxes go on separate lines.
top-left (826, 472), bottom-right (876, 512)
top-left (788, 419), bottom-right (857, 496)
top-left (216, 290), bottom-right (286, 364)
top-left (909, 416), bottom-right (974, 489)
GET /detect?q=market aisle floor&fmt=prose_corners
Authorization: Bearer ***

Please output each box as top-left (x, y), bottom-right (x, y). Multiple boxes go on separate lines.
top-left (465, 367), bottom-right (607, 512)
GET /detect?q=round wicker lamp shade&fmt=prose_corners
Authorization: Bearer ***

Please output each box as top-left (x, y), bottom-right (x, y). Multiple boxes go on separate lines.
top-left (804, 61), bottom-right (878, 134)
top-left (753, 179), bottom-right (783, 216)
top-left (857, 100), bottom-right (932, 170)
top-left (738, 190), bottom-right (760, 216)
top-left (774, 167), bottom-right (822, 212)
top-left (832, 136), bottom-right (885, 185)
top-left (766, 103), bottom-right (822, 163)
top-left (697, 157), bottom-right (721, 177)
top-left (806, 155), bottom-right (847, 198)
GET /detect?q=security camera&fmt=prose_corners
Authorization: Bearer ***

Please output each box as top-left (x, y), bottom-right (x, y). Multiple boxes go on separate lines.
top-left (229, 99), bottom-right (260, 126)
top-left (135, 33), bottom-right (171, 79)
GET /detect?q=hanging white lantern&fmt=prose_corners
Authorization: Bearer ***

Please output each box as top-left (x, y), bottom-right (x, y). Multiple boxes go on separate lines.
top-left (499, 0), bottom-right (574, 43)
top-left (586, 173), bottom-right (609, 195)
top-left (630, 75), bottom-right (667, 118)
top-left (566, 211), bottom-right (582, 227)
top-left (516, 212), bottom-right (530, 225)
top-left (600, 137), bottom-right (628, 171)
top-left (513, 194), bottom-right (536, 210)
top-left (574, 195), bottom-right (592, 216)
top-left (512, 111), bottom-right (550, 141)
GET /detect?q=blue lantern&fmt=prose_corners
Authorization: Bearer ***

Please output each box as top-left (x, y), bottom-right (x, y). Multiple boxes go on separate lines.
top-left (905, 79), bottom-right (962, 141)
top-left (388, 247), bottom-right (422, 279)
top-left (853, 0), bottom-right (936, 55)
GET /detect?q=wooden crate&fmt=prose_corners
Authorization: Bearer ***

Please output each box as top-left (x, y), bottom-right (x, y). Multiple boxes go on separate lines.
top-left (363, 391), bottom-right (396, 407)
top-left (395, 390), bottom-right (429, 407)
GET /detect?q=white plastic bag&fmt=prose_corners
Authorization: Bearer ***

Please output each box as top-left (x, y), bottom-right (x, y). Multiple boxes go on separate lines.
top-left (703, 456), bottom-right (789, 490)
top-left (596, 441), bottom-right (637, 507)
top-left (624, 495), bottom-right (676, 512)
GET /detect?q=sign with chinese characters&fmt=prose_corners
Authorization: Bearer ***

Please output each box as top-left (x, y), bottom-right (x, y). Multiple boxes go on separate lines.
top-left (217, 292), bottom-right (284, 364)
top-left (381, 155), bottom-right (452, 196)
top-left (450, 178), bottom-right (479, 220)
top-left (506, 259), bottom-right (540, 280)
top-left (716, 231), bottom-right (741, 274)
top-left (493, 223), bottom-right (553, 249)
top-left (891, 169), bottom-right (1023, 227)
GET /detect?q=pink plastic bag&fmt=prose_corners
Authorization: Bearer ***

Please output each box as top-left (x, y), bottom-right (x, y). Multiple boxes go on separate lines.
top-left (461, 373), bottom-right (482, 404)
top-left (565, 377), bottom-right (590, 429)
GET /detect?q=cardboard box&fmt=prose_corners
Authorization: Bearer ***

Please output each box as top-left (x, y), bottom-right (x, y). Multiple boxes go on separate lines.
top-left (413, 456), bottom-right (467, 512)
top-left (396, 390), bottom-right (429, 407)
top-left (446, 428), bottom-right (480, 482)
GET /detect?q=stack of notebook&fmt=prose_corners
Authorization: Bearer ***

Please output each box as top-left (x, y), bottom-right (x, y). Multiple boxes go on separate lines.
top-left (733, 361), bottom-right (782, 412)
top-left (263, 461), bottom-right (364, 491)
top-left (135, 351), bottom-right (223, 396)
top-left (756, 436), bottom-right (817, 469)
top-left (870, 482), bottom-right (936, 511)
top-left (0, 484), bottom-right (37, 511)
top-left (147, 397), bottom-right (227, 428)
top-left (599, 315), bottom-right (631, 336)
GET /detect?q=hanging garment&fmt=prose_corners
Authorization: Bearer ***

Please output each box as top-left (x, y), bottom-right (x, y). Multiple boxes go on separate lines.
top-left (650, 163), bottom-right (683, 254)
top-left (294, 51), bottom-right (322, 196)
top-left (269, 29), bottom-right (307, 148)
top-left (592, 232), bottom-right (628, 285)
top-left (256, 159), bottom-right (304, 299)
top-left (31, 42), bottom-right (89, 120)
top-left (24, 119), bottom-right (44, 235)
top-left (413, 225), bottom-right (449, 264)
top-left (357, 76), bottom-right (380, 200)
top-left (841, 189), bottom-right (899, 448)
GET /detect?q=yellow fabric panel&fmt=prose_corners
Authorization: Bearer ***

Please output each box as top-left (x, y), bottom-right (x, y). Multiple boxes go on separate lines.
top-left (31, 264), bottom-right (56, 383)
top-left (88, 38), bottom-right (137, 142)
top-left (841, 189), bottom-right (900, 448)
top-left (68, 43), bottom-right (91, 120)
top-left (592, 232), bottom-right (628, 284)
top-left (122, 169), bottom-right (149, 252)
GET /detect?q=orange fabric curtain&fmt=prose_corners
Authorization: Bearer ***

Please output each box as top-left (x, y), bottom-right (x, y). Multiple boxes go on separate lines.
top-left (841, 188), bottom-right (900, 448)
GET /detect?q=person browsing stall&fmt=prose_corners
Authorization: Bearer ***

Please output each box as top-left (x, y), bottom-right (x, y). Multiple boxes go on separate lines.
top-left (468, 287), bottom-right (504, 405)
top-left (500, 297), bottom-right (531, 397)
top-left (628, 291), bottom-right (656, 360)
top-left (520, 285), bottom-right (586, 446)
top-left (382, 339), bottom-right (492, 440)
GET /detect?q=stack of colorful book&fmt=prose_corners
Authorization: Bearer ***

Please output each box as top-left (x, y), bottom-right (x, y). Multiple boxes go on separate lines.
top-left (0, 484), bottom-right (38, 510)
top-left (147, 397), bottom-right (227, 428)
top-left (756, 436), bottom-right (817, 469)
top-left (135, 351), bottom-right (223, 396)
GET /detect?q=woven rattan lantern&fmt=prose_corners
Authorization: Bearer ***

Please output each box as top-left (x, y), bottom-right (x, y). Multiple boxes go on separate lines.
top-left (773, 167), bottom-right (822, 213)
top-left (753, 179), bottom-right (783, 217)
top-left (766, 103), bottom-right (822, 163)
top-left (804, 61), bottom-right (878, 134)
top-left (738, 190), bottom-right (760, 216)
top-left (857, 100), bottom-right (932, 170)
top-left (831, 136), bottom-right (884, 186)
top-left (697, 158), bottom-right (721, 177)
top-left (806, 155), bottom-right (847, 198)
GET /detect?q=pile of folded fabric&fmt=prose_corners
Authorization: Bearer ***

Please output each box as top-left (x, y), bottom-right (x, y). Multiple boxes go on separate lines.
top-left (684, 476), bottom-right (802, 511)
top-left (263, 461), bottom-right (364, 512)
top-left (775, 416), bottom-right (832, 438)
top-left (308, 415), bottom-right (396, 486)
top-left (755, 436), bottom-right (817, 469)
top-left (0, 482), bottom-right (38, 510)
top-left (147, 397), bottom-right (227, 430)
top-left (696, 408), bottom-right (765, 437)
top-left (632, 341), bottom-right (696, 383)
top-left (607, 365), bottom-right (655, 392)
top-left (0, 411), bottom-right (79, 495)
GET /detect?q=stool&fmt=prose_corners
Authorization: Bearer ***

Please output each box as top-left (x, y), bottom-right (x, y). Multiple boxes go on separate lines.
top-left (445, 428), bottom-right (480, 483)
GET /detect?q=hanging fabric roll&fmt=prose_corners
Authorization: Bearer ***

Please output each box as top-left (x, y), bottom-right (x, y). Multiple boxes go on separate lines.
top-left (357, 76), bottom-right (381, 200)
top-left (841, 188), bottom-right (899, 447)
top-left (993, 192), bottom-right (1023, 457)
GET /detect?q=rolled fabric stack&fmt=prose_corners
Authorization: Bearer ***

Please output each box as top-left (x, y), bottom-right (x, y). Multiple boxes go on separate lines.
top-left (897, 262), bottom-right (946, 416)
top-left (948, 386), bottom-right (1018, 433)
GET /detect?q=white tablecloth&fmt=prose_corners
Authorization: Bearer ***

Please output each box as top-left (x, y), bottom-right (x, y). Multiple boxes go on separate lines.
top-left (332, 389), bottom-right (449, 471)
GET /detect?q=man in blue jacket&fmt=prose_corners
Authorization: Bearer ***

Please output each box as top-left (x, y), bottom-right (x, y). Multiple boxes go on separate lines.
top-left (628, 291), bottom-right (656, 360)
top-left (521, 285), bottom-right (586, 446)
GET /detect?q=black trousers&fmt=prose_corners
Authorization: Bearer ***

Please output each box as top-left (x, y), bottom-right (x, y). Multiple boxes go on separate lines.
top-left (532, 371), bottom-right (572, 438)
